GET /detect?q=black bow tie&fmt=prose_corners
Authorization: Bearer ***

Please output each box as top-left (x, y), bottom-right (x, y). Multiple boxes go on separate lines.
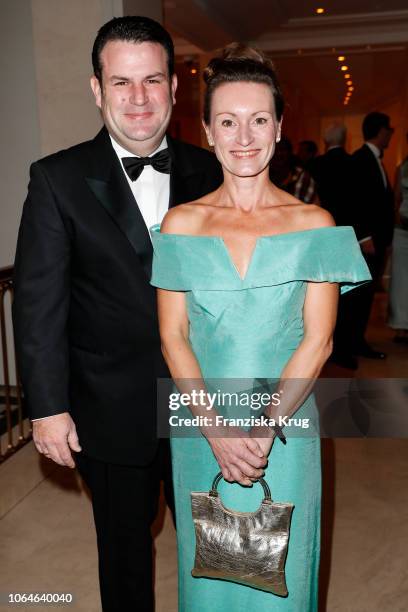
top-left (122, 149), bottom-right (171, 181)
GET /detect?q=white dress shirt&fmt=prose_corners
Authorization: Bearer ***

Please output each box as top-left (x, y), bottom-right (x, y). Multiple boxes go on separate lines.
top-left (110, 135), bottom-right (170, 232)
top-left (365, 142), bottom-right (387, 187)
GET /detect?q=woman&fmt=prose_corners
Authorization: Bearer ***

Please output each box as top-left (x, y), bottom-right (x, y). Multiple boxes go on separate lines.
top-left (389, 148), bottom-right (408, 343)
top-left (151, 45), bottom-right (370, 611)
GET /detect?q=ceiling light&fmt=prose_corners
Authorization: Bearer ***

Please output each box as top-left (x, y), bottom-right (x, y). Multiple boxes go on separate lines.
top-left (348, 86), bottom-right (354, 91)
top-left (338, 56), bottom-right (346, 61)
top-left (315, 8), bottom-right (325, 14)
top-left (344, 73), bottom-right (351, 79)
top-left (341, 66), bottom-right (349, 71)
top-left (190, 68), bottom-right (197, 75)
top-left (347, 80), bottom-right (353, 85)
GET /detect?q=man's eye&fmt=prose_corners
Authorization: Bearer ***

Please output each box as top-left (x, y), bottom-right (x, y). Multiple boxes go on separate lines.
top-left (114, 81), bottom-right (128, 86)
top-left (221, 119), bottom-right (234, 127)
top-left (146, 79), bottom-right (160, 84)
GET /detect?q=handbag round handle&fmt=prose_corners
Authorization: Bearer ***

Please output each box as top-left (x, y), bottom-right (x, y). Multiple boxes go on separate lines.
top-left (210, 471), bottom-right (272, 501)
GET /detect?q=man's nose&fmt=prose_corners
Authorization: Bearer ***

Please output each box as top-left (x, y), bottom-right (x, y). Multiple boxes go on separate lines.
top-left (129, 84), bottom-right (148, 106)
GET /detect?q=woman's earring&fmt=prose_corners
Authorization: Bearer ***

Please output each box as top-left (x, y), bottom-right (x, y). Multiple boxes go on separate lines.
top-left (276, 136), bottom-right (281, 143)
top-left (208, 139), bottom-right (214, 147)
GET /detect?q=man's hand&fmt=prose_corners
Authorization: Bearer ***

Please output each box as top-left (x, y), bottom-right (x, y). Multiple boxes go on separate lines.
top-left (32, 412), bottom-right (81, 468)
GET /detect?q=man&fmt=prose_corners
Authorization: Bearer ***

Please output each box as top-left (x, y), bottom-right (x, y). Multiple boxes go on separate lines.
top-left (351, 112), bottom-right (394, 359)
top-left (311, 123), bottom-right (374, 368)
top-left (13, 16), bottom-right (222, 612)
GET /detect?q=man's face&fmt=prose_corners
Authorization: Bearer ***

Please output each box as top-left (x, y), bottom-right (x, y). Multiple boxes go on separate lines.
top-left (91, 40), bottom-right (177, 155)
top-left (378, 126), bottom-right (393, 151)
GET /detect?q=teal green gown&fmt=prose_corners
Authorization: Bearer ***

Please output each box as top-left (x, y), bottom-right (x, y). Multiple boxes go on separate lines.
top-left (150, 225), bottom-right (371, 611)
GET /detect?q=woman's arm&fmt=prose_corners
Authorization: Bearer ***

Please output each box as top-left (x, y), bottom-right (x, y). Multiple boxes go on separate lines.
top-left (157, 272), bottom-right (266, 487)
top-left (251, 280), bottom-right (338, 454)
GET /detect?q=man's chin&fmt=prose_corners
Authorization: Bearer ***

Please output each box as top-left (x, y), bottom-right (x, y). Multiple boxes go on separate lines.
top-left (123, 128), bottom-right (165, 143)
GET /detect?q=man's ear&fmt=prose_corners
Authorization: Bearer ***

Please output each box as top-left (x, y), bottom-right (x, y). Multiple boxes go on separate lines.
top-left (171, 73), bottom-right (178, 105)
top-left (90, 75), bottom-right (102, 109)
top-left (202, 120), bottom-right (214, 147)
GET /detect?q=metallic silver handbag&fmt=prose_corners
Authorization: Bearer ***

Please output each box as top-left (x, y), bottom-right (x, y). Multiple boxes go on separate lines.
top-left (191, 472), bottom-right (294, 596)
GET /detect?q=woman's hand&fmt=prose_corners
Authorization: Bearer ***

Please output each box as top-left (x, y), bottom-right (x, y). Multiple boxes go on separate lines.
top-left (249, 433), bottom-right (275, 459)
top-left (202, 424), bottom-right (267, 486)
top-left (249, 419), bottom-right (276, 458)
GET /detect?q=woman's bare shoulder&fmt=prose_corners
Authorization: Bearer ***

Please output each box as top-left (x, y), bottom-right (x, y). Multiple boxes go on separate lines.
top-left (160, 202), bottom-right (208, 235)
top-left (297, 204), bottom-right (336, 231)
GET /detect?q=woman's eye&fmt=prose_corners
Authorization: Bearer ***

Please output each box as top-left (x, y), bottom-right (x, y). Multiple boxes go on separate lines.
top-left (221, 119), bottom-right (234, 127)
top-left (255, 117), bottom-right (267, 125)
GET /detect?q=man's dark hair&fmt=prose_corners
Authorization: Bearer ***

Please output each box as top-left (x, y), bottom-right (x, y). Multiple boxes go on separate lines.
top-left (92, 16), bottom-right (175, 83)
top-left (362, 112), bottom-right (391, 140)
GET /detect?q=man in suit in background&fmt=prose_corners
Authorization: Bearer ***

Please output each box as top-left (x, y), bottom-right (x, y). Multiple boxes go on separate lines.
top-left (351, 112), bottom-right (394, 359)
top-left (311, 123), bottom-right (375, 368)
top-left (13, 16), bottom-right (222, 612)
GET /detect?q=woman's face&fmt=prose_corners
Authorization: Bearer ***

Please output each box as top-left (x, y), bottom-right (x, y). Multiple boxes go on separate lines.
top-left (204, 81), bottom-right (282, 178)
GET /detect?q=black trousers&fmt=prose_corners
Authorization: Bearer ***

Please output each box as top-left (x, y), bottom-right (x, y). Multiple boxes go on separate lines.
top-left (334, 251), bottom-right (380, 356)
top-left (76, 440), bottom-right (174, 612)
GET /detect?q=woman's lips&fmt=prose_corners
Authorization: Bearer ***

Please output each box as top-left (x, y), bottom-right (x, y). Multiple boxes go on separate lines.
top-left (230, 149), bottom-right (261, 158)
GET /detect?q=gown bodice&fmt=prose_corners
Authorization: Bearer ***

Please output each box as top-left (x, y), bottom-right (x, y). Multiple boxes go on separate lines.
top-left (150, 224), bottom-right (371, 379)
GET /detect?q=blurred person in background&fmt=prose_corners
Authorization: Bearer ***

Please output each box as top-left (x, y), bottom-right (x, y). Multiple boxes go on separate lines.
top-left (388, 133), bottom-right (408, 343)
top-left (269, 136), bottom-right (318, 203)
top-left (350, 112), bottom-right (395, 359)
top-left (297, 139), bottom-right (318, 172)
top-left (311, 123), bottom-right (373, 368)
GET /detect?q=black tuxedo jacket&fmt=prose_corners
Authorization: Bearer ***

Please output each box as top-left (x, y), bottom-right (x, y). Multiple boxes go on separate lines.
top-left (13, 127), bottom-right (222, 465)
top-left (310, 147), bottom-right (371, 239)
top-left (352, 144), bottom-right (394, 249)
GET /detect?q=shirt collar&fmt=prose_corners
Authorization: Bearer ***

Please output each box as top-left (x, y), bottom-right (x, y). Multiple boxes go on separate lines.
top-left (109, 134), bottom-right (168, 159)
top-left (365, 142), bottom-right (381, 159)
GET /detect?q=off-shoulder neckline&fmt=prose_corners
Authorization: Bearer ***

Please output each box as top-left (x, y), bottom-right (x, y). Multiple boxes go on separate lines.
top-left (150, 224), bottom-right (353, 241)
top-left (151, 224), bottom-right (356, 282)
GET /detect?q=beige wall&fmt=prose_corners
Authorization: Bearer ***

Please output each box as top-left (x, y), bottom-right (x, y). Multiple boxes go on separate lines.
top-left (0, 0), bottom-right (41, 268)
top-left (31, 0), bottom-right (107, 157)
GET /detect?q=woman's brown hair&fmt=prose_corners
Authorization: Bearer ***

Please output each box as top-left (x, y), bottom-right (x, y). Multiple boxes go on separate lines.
top-left (203, 43), bottom-right (284, 124)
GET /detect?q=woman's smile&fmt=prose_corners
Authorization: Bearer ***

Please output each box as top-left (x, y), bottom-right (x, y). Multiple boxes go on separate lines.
top-left (230, 149), bottom-right (261, 158)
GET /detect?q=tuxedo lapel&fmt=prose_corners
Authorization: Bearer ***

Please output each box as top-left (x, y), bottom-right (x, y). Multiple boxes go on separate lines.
top-left (85, 128), bottom-right (153, 278)
top-left (167, 135), bottom-right (217, 209)
top-left (167, 135), bottom-right (181, 209)
top-left (363, 144), bottom-right (387, 192)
